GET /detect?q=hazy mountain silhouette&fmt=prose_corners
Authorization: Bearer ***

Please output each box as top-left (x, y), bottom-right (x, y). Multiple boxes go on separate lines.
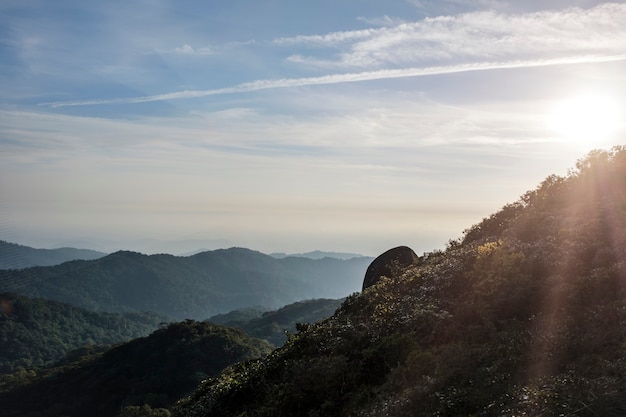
top-left (0, 247), bottom-right (371, 320)
top-left (0, 240), bottom-right (106, 269)
top-left (270, 250), bottom-right (365, 260)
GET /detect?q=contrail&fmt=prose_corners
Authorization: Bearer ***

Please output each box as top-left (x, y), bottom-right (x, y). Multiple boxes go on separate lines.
top-left (41, 54), bottom-right (626, 108)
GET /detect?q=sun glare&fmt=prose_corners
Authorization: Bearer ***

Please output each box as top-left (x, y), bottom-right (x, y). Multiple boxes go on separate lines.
top-left (549, 92), bottom-right (623, 145)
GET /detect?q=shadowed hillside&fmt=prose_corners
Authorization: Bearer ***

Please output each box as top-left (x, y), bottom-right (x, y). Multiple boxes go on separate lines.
top-left (208, 298), bottom-right (344, 346)
top-left (172, 147), bottom-right (626, 417)
top-left (0, 320), bottom-right (273, 417)
top-left (0, 292), bottom-right (164, 373)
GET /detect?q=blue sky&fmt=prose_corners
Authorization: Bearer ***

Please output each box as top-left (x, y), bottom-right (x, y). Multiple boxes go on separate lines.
top-left (1, 0), bottom-right (626, 255)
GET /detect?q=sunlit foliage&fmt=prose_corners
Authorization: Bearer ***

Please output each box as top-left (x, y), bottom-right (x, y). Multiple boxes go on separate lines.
top-left (173, 146), bottom-right (626, 417)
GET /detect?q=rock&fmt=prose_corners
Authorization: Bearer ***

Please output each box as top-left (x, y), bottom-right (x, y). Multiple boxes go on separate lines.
top-left (362, 246), bottom-right (419, 290)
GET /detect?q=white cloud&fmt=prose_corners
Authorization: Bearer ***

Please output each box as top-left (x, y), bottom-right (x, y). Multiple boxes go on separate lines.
top-left (30, 3), bottom-right (626, 109)
top-left (172, 44), bottom-right (212, 55)
top-left (272, 29), bottom-right (377, 47)
top-left (41, 53), bottom-right (626, 108)
top-left (277, 3), bottom-right (626, 68)
top-left (357, 15), bottom-right (406, 27)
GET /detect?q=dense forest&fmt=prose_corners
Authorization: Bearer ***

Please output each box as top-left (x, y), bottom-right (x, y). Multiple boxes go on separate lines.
top-left (0, 297), bottom-right (343, 417)
top-left (0, 249), bottom-right (371, 320)
top-left (0, 320), bottom-right (273, 417)
top-left (170, 147), bottom-right (626, 416)
top-left (0, 293), bottom-right (164, 372)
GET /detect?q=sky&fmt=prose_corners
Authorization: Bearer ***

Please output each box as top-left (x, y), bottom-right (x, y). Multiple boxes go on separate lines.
top-left (1, 0), bottom-right (626, 256)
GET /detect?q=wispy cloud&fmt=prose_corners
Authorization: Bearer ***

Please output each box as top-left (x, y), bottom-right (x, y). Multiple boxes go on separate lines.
top-left (271, 29), bottom-right (377, 47)
top-left (356, 15), bottom-right (405, 27)
top-left (277, 3), bottom-right (626, 68)
top-left (171, 44), bottom-right (212, 55)
top-left (36, 3), bottom-right (626, 109)
top-left (41, 53), bottom-right (626, 108)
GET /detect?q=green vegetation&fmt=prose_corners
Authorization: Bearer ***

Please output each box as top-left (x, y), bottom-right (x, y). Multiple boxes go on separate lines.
top-left (209, 298), bottom-right (344, 346)
top-left (0, 320), bottom-right (273, 417)
top-left (0, 292), bottom-right (163, 373)
top-left (0, 249), bottom-right (370, 320)
top-left (172, 146), bottom-right (626, 416)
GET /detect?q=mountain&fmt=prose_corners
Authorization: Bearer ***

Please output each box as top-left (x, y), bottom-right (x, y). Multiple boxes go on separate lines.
top-left (0, 240), bottom-right (106, 269)
top-left (208, 298), bottom-right (344, 346)
top-left (0, 292), bottom-right (164, 373)
top-left (0, 248), bottom-right (371, 320)
top-left (0, 320), bottom-right (273, 417)
top-left (171, 147), bottom-right (626, 417)
top-left (270, 250), bottom-right (365, 260)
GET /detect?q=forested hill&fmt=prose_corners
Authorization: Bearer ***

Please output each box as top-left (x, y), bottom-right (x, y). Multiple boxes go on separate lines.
top-left (0, 248), bottom-right (371, 320)
top-left (208, 298), bottom-right (344, 346)
top-left (0, 240), bottom-right (106, 269)
top-left (0, 320), bottom-right (273, 417)
top-left (0, 292), bottom-right (164, 372)
top-left (173, 147), bottom-right (626, 417)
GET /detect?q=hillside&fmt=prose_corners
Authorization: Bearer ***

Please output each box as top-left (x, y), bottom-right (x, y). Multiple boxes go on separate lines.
top-left (172, 147), bottom-right (626, 417)
top-left (0, 248), bottom-right (371, 320)
top-left (0, 320), bottom-right (273, 417)
top-left (209, 298), bottom-right (344, 346)
top-left (0, 241), bottom-right (106, 269)
top-left (0, 292), bottom-right (164, 373)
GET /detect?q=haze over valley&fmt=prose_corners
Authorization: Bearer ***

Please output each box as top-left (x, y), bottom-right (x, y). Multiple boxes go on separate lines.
top-left (2, 1), bottom-right (626, 416)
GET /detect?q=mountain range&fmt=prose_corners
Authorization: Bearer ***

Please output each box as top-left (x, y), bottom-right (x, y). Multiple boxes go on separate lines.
top-left (269, 250), bottom-right (365, 260)
top-left (4, 147), bottom-right (626, 417)
top-left (0, 248), bottom-right (371, 320)
top-left (0, 240), bottom-right (367, 269)
top-left (0, 241), bottom-right (106, 269)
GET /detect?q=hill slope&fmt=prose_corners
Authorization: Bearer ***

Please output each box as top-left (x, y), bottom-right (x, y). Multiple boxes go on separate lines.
top-left (209, 298), bottom-right (344, 346)
top-left (173, 147), bottom-right (626, 417)
top-left (0, 241), bottom-right (106, 269)
top-left (0, 292), bottom-right (163, 372)
top-left (0, 248), bottom-right (371, 320)
top-left (0, 320), bottom-right (273, 417)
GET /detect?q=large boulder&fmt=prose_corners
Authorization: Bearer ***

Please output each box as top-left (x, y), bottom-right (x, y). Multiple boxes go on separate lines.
top-left (362, 246), bottom-right (419, 290)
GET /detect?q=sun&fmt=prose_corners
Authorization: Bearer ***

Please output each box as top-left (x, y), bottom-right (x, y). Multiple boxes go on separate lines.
top-left (549, 92), bottom-right (623, 145)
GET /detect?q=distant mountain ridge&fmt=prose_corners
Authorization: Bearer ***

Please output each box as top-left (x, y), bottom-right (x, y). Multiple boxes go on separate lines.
top-left (270, 250), bottom-right (366, 260)
top-left (0, 241), bottom-right (106, 269)
top-left (0, 247), bottom-right (371, 320)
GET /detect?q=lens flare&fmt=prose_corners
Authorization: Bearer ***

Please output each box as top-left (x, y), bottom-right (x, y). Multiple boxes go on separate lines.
top-left (549, 92), bottom-right (623, 145)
